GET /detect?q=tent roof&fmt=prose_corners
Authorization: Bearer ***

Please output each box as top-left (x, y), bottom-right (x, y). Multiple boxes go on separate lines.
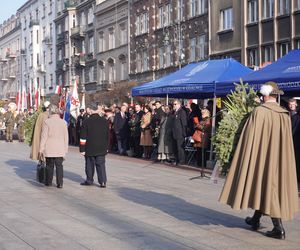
top-left (216, 50), bottom-right (300, 96)
top-left (132, 58), bottom-right (253, 98)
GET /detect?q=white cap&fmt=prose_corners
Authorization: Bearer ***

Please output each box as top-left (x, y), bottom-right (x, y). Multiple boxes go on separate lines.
top-left (43, 101), bottom-right (50, 108)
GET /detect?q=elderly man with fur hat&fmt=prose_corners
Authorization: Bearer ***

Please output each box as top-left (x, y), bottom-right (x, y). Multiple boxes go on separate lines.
top-left (30, 101), bottom-right (51, 160)
top-left (219, 82), bottom-right (298, 240)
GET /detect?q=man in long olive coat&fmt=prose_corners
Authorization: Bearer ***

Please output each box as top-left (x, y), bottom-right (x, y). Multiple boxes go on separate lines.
top-left (30, 101), bottom-right (50, 160)
top-left (219, 82), bottom-right (298, 240)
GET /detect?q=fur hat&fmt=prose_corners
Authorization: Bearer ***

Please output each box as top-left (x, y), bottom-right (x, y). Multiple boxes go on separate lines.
top-left (260, 81), bottom-right (284, 96)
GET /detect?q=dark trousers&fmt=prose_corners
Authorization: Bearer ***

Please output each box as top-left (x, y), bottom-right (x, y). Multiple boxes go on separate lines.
top-left (175, 138), bottom-right (185, 164)
top-left (85, 155), bottom-right (107, 184)
top-left (46, 157), bottom-right (63, 186)
top-left (117, 137), bottom-right (128, 155)
top-left (133, 136), bottom-right (143, 157)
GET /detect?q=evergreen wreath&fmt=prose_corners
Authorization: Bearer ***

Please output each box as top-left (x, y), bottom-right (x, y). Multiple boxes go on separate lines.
top-left (213, 81), bottom-right (259, 175)
top-left (24, 108), bottom-right (42, 146)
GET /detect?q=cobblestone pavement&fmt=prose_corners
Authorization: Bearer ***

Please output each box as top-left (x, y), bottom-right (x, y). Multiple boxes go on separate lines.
top-left (0, 141), bottom-right (299, 250)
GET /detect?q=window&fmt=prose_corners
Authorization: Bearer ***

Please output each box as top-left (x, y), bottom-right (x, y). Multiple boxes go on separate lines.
top-left (190, 0), bottom-right (197, 17)
top-left (50, 48), bottom-right (53, 63)
top-left (248, 0), bottom-right (258, 23)
top-left (98, 32), bottom-right (104, 52)
top-left (36, 30), bottom-right (39, 44)
top-left (198, 34), bottom-right (206, 60)
top-left (30, 31), bottom-right (33, 44)
top-left (88, 7), bottom-right (93, 24)
top-left (120, 25), bottom-right (127, 45)
top-left (190, 0), bottom-right (206, 17)
top-left (159, 47), bottom-right (164, 68)
top-left (263, 0), bottom-right (274, 19)
top-left (50, 24), bottom-right (53, 36)
top-left (136, 53), bottom-right (142, 73)
top-left (220, 8), bottom-right (233, 31)
top-left (190, 38), bottom-right (196, 61)
top-left (142, 50), bottom-right (149, 71)
top-left (158, 6), bottom-right (164, 28)
top-left (297, 0), bottom-right (300, 10)
top-left (30, 53), bottom-right (33, 67)
top-left (135, 12), bottom-right (148, 35)
top-left (49, 0), bottom-right (53, 14)
top-left (36, 9), bottom-right (39, 20)
top-left (120, 62), bottom-right (126, 80)
top-left (43, 51), bottom-right (46, 64)
top-left (279, 43), bottom-right (289, 57)
top-left (89, 66), bottom-right (95, 82)
top-left (43, 4), bottom-right (46, 17)
top-left (158, 5), bottom-right (171, 29)
top-left (89, 36), bottom-right (94, 53)
top-left (58, 49), bottom-right (62, 61)
top-left (57, 24), bottom-right (61, 34)
top-left (50, 74), bottom-right (53, 88)
top-left (81, 12), bottom-right (86, 26)
top-left (278, 0), bottom-right (289, 15)
top-left (165, 45), bottom-right (171, 67)
top-left (263, 45), bottom-right (274, 62)
top-left (177, 0), bottom-right (184, 21)
top-left (98, 62), bottom-right (105, 83)
top-left (108, 60), bottom-right (115, 83)
top-left (108, 28), bottom-right (115, 50)
top-left (43, 26), bottom-right (46, 40)
top-left (165, 4), bottom-right (171, 26)
top-left (248, 48), bottom-right (258, 66)
top-left (296, 39), bottom-right (300, 49)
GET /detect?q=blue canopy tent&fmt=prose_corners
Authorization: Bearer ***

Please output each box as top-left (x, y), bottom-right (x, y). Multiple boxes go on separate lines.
top-left (216, 50), bottom-right (300, 96)
top-left (132, 58), bottom-right (253, 99)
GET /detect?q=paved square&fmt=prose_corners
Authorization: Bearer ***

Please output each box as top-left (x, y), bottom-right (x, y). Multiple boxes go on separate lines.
top-left (0, 142), bottom-right (299, 249)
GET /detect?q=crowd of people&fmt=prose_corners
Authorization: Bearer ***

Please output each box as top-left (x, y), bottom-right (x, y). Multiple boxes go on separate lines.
top-left (71, 99), bottom-right (213, 168)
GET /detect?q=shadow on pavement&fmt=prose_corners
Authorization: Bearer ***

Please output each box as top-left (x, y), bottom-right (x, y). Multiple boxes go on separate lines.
top-left (118, 187), bottom-right (245, 228)
top-left (5, 159), bottom-right (83, 185)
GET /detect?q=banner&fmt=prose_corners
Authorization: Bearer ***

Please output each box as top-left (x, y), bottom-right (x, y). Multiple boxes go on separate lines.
top-left (70, 78), bottom-right (80, 118)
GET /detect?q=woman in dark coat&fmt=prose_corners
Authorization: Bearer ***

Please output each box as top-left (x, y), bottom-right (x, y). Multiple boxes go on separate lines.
top-left (157, 105), bottom-right (174, 161)
top-left (193, 108), bottom-right (212, 168)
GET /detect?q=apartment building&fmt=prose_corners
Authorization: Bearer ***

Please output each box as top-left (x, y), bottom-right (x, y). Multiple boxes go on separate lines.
top-left (0, 15), bottom-right (21, 100)
top-left (130, 0), bottom-right (209, 84)
top-left (18, 0), bottom-right (57, 98)
top-left (94, 0), bottom-right (129, 91)
top-left (210, 0), bottom-right (300, 67)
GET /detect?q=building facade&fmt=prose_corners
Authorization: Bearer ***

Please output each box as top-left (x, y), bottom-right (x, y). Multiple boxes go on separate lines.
top-left (18, 0), bottom-right (57, 100)
top-left (129, 0), bottom-right (209, 84)
top-left (210, 0), bottom-right (300, 67)
top-left (94, 0), bottom-right (129, 92)
top-left (0, 15), bottom-right (21, 100)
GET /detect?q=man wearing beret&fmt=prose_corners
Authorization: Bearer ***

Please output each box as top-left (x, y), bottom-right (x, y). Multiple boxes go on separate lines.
top-left (219, 82), bottom-right (298, 240)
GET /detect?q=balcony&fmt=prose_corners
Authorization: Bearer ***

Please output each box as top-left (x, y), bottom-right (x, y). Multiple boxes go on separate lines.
top-left (56, 60), bottom-right (64, 70)
top-left (85, 52), bottom-right (94, 61)
top-left (43, 37), bottom-right (53, 45)
top-left (29, 19), bottom-right (39, 28)
top-left (8, 73), bottom-right (16, 79)
top-left (73, 54), bottom-right (86, 67)
top-left (71, 26), bottom-right (86, 39)
top-left (57, 33), bottom-right (65, 44)
top-left (37, 64), bottom-right (46, 73)
top-left (6, 51), bottom-right (17, 59)
top-left (0, 57), bottom-right (8, 63)
top-left (1, 77), bottom-right (8, 81)
top-left (64, 0), bottom-right (77, 9)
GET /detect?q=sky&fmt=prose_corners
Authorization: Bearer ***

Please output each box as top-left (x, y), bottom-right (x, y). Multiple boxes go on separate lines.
top-left (0, 0), bottom-right (26, 24)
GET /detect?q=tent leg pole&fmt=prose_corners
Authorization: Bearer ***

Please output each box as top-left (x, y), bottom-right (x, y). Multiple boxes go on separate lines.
top-left (166, 94), bottom-right (169, 105)
top-left (209, 96), bottom-right (217, 161)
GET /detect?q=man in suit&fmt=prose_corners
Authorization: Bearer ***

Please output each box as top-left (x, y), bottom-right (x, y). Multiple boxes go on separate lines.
top-left (172, 99), bottom-right (187, 165)
top-left (288, 98), bottom-right (300, 185)
top-left (113, 104), bottom-right (130, 155)
top-left (132, 103), bottom-right (144, 157)
top-left (80, 103), bottom-right (109, 187)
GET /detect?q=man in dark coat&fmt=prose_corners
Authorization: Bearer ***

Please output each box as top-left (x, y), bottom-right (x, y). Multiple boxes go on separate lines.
top-left (80, 103), bottom-right (109, 187)
top-left (132, 104), bottom-right (144, 157)
top-left (288, 98), bottom-right (300, 185)
top-left (113, 104), bottom-right (130, 155)
top-left (172, 99), bottom-right (187, 165)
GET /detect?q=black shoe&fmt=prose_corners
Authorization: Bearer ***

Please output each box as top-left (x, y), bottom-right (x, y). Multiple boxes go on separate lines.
top-left (45, 183), bottom-right (52, 187)
top-left (100, 183), bottom-right (106, 188)
top-left (80, 181), bottom-right (92, 186)
top-left (266, 218), bottom-right (285, 240)
top-left (10, 140), bottom-right (13, 142)
top-left (245, 217), bottom-right (260, 230)
top-left (57, 185), bottom-right (63, 188)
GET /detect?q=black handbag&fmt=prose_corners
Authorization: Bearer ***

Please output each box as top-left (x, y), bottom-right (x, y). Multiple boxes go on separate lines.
top-left (36, 160), bottom-right (46, 183)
